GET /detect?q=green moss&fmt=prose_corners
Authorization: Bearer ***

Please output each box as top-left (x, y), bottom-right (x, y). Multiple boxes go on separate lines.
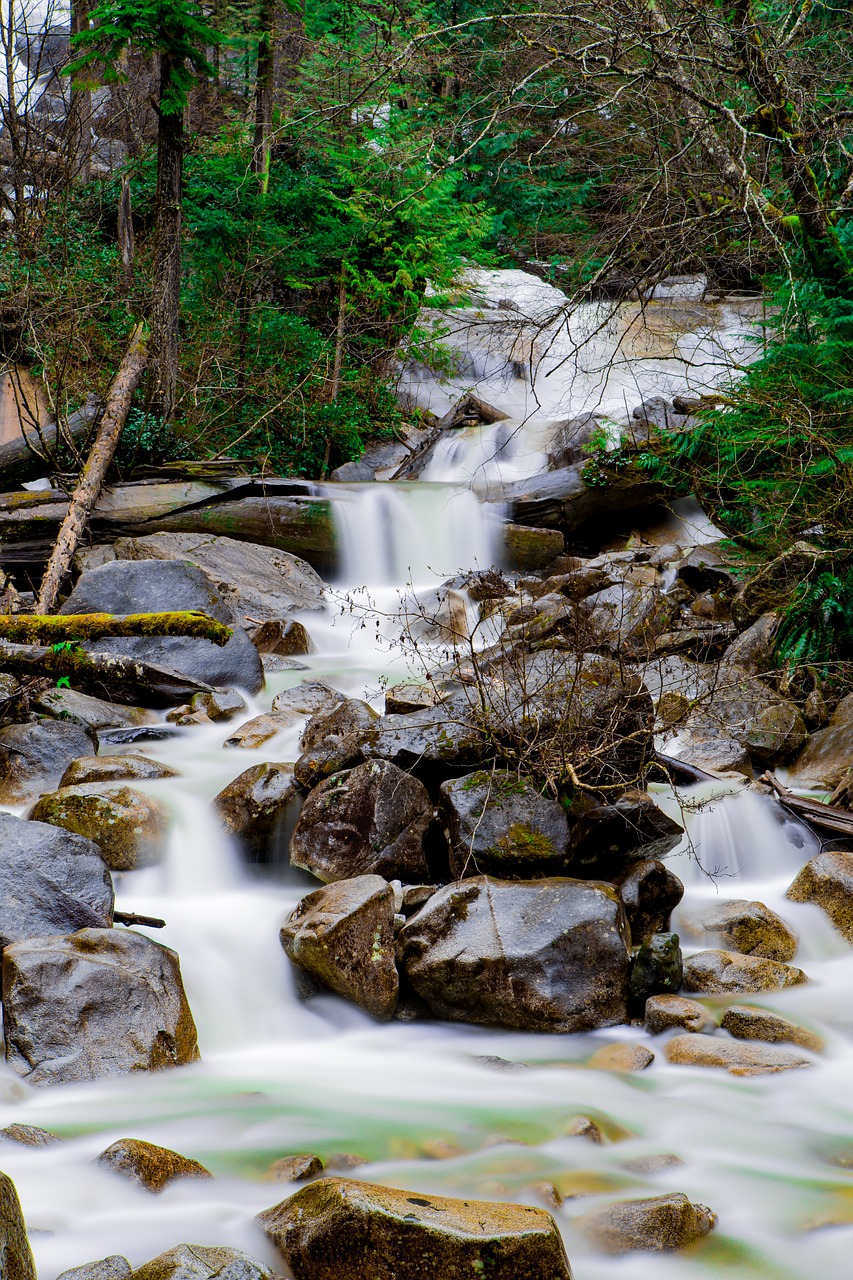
top-left (490, 824), bottom-right (558, 863)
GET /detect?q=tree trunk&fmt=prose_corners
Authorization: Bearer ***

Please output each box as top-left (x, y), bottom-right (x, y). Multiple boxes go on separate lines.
top-left (0, 641), bottom-right (214, 705)
top-left (147, 54), bottom-right (184, 421)
top-left (68, 0), bottom-right (91, 183)
top-left (0, 611), bottom-right (232, 646)
top-left (36, 323), bottom-right (149, 614)
top-left (118, 173), bottom-right (135, 285)
top-left (251, 0), bottom-right (277, 192)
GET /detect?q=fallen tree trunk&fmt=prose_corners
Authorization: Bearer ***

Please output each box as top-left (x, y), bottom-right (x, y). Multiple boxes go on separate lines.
top-left (0, 611), bottom-right (231, 647)
top-left (0, 396), bottom-right (100, 489)
top-left (0, 641), bottom-right (214, 706)
top-left (759, 772), bottom-right (853, 838)
top-left (37, 322), bottom-right (149, 614)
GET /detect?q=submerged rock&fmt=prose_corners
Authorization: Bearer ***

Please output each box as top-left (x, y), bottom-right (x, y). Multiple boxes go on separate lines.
top-left (682, 949), bottom-right (807, 994)
top-left (97, 1138), bottom-right (213, 1193)
top-left (60, 755), bottom-right (178, 787)
top-left (720, 1005), bottom-right (824, 1053)
top-left (0, 1171), bottom-right (37, 1280)
top-left (264, 1154), bottom-right (325, 1184)
top-left (214, 762), bottom-right (301, 860)
top-left (0, 719), bottom-right (96, 804)
top-left (128, 1245), bottom-right (276, 1280)
top-left (787, 851), bottom-right (853, 941)
top-left (439, 770), bottom-right (569, 879)
top-left (576, 1192), bottom-right (716, 1254)
top-left (290, 761), bottom-right (433, 884)
top-left (280, 875), bottom-right (399, 1020)
top-left (31, 783), bottom-right (170, 871)
top-left (257, 1176), bottom-right (573, 1280)
top-left (3, 928), bottom-right (199, 1085)
top-left (0, 1123), bottom-right (62, 1147)
top-left (665, 1034), bottom-right (812, 1075)
top-left (680, 899), bottom-right (798, 961)
top-left (586, 1043), bottom-right (655, 1072)
top-left (399, 876), bottom-right (631, 1033)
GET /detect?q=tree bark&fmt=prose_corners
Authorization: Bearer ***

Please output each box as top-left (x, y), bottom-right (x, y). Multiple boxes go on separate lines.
top-left (0, 641), bottom-right (215, 705)
top-left (118, 173), bottom-right (135, 285)
top-left (147, 54), bottom-right (184, 421)
top-left (68, 0), bottom-right (92, 183)
top-left (0, 398), bottom-right (100, 489)
top-left (36, 323), bottom-right (149, 614)
top-left (251, 0), bottom-right (277, 192)
top-left (0, 611), bottom-right (232, 646)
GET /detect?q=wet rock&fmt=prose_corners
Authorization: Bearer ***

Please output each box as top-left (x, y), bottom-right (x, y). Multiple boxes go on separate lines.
top-left (224, 713), bottom-right (290, 749)
top-left (787, 851), bottom-right (853, 941)
top-left (629, 932), bottom-right (683, 1003)
top-left (109, 530), bottom-right (326, 624)
top-left (290, 761), bottom-right (433, 884)
top-left (3, 928), bottom-right (199, 1085)
top-left (257, 1176), bottom-right (572, 1280)
top-left (60, 754), bottom-right (178, 787)
top-left (570, 791), bottom-right (683, 878)
top-left (32, 783), bottom-right (170, 872)
top-left (720, 1005), bottom-right (824, 1053)
top-left (719, 613), bottom-right (780, 674)
top-left (587, 1043), bottom-right (655, 1072)
top-left (0, 719), bottom-right (96, 803)
top-left (33, 687), bottom-right (157, 731)
top-left (731, 542), bottom-right (828, 628)
top-left (264, 1154), bottom-right (325, 1183)
top-left (271, 682), bottom-right (345, 722)
top-left (188, 688), bottom-right (248, 721)
top-left (300, 699), bottom-right (378, 752)
top-left (680, 899), bottom-right (797, 961)
top-left (57, 1258), bottom-right (132, 1280)
top-left (0, 1123), bottom-right (62, 1147)
top-left (280, 875), bottom-right (398, 1020)
top-left (97, 1138), bottom-right (213, 1193)
top-left (644, 994), bottom-right (716, 1035)
top-left (613, 859), bottom-right (684, 941)
top-left (128, 1244), bottom-right (277, 1280)
top-left (399, 876), bottom-right (631, 1033)
top-left (60, 559), bottom-right (264, 694)
top-left (0, 1171), bottom-right (37, 1280)
top-left (682, 949), bottom-right (807, 994)
top-left (566, 1116), bottom-right (604, 1143)
top-left (665, 1034), bottom-right (812, 1075)
top-left (576, 1192), bottom-right (716, 1254)
top-left (0, 812), bottom-right (113, 950)
top-left (383, 683), bottom-right (442, 715)
top-left (214, 762), bottom-right (301, 860)
top-left (439, 770), bottom-right (569, 879)
top-left (360, 696), bottom-right (487, 775)
top-left (249, 619), bottom-right (314, 656)
top-left (294, 736), bottom-right (365, 791)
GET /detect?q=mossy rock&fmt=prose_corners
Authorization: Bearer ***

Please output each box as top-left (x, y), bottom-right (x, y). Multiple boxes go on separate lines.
top-left (31, 783), bottom-right (170, 871)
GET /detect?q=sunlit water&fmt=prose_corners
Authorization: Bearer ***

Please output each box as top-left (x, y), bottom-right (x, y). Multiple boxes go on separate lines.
top-left (3, 276), bottom-right (852, 1279)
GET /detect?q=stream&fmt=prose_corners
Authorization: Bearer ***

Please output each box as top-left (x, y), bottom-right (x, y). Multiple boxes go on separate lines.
top-left (2, 272), bottom-right (851, 1279)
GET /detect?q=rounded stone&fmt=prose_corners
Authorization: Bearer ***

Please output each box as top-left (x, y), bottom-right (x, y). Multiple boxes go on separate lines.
top-left (576, 1192), bottom-right (716, 1254)
top-left (682, 949), bottom-right (807, 994)
top-left (681, 899), bottom-right (798, 961)
top-left (31, 783), bottom-right (170, 871)
top-left (97, 1138), bottom-right (212, 1193)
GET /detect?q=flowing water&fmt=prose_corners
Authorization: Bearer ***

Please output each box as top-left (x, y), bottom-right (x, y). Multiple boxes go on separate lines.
top-left (3, 273), bottom-right (853, 1279)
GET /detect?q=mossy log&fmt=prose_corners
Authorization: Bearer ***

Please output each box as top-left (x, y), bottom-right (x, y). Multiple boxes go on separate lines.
top-left (0, 611), bottom-right (232, 647)
top-left (0, 642), bottom-right (215, 706)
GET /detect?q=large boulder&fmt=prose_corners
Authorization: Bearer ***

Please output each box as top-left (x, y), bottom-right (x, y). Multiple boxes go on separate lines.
top-left (214, 762), bottom-right (302, 861)
top-left (0, 1171), bottom-right (37, 1280)
top-left (496, 461), bottom-right (661, 534)
top-left (576, 1193), bottom-right (716, 1254)
top-left (682, 949), bottom-right (807, 994)
top-left (128, 1245), bottom-right (276, 1280)
top-left (61, 755), bottom-right (178, 787)
top-left (97, 1138), bottom-right (212, 1193)
top-left (787, 852), bottom-right (853, 941)
top-left (290, 761), bottom-right (433, 884)
top-left (59, 559), bottom-right (264, 694)
top-left (2, 928), bottom-right (199, 1085)
top-left (399, 876), bottom-right (631, 1032)
top-left (0, 812), bottom-right (113, 950)
top-left (31, 783), bottom-right (170, 871)
top-left (280, 876), bottom-right (398, 1020)
top-left (439, 770), bottom-right (569, 879)
top-left (0, 719), bottom-right (96, 804)
top-left (570, 791), bottom-right (683, 878)
top-left (679, 899), bottom-right (797, 961)
top-left (787, 694), bottom-right (853, 787)
top-left (612, 859), bottom-right (684, 941)
top-left (257, 1176), bottom-right (572, 1280)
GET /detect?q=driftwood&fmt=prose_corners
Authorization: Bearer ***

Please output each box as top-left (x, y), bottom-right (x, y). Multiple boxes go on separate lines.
top-left (114, 910), bottom-right (166, 929)
top-left (760, 772), bottom-right (853, 838)
top-left (37, 322), bottom-right (149, 613)
top-left (0, 396), bottom-right (100, 489)
top-left (0, 611), bottom-right (232, 647)
top-left (0, 641), bottom-right (215, 706)
top-left (653, 751), bottom-right (720, 786)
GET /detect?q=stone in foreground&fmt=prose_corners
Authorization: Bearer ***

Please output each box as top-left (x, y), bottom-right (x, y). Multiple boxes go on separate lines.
top-left (682, 949), bottom-right (807, 994)
top-left (787, 852), bottom-right (853, 942)
top-left (720, 1005), bottom-right (824, 1053)
top-left (57, 1258), bottom-right (131, 1280)
top-left (97, 1138), bottom-right (213, 1193)
top-left (0, 1170), bottom-right (37, 1280)
top-left (214, 762), bottom-right (301, 860)
top-left (665, 1034), bottom-right (812, 1075)
top-left (128, 1245), bottom-right (277, 1279)
top-left (399, 876), bottom-right (630, 1032)
top-left (2, 928), bottom-right (199, 1085)
top-left (576, 1192), bottom-right (716, 1254)
top-left (280, 876), bottom-right (398, 1020)
top-left (257, 1176), bottom-right (573, 1280)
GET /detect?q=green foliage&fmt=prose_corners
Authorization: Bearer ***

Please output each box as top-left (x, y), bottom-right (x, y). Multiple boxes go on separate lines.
top-left (113, 408), bottom-right (193, 472)
top-left (775, 570), bottom-right (853, 668)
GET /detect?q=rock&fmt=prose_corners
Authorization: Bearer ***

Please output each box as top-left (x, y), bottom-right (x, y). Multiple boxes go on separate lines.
top-left (719, 613), bottom-right (780, 674)
top-left (587, 1043), bottom-right (655, 1072)
top-left (109, 531), bottom-right (326, 624)
top-left (566, 1116), bottom-right (604, 1143)
top-left (0, 812), bottom-right (113, 950)
top-left (33, 687), bottom-right (157, 731)
top-left (686, 667), bottom-right (807, 766)
top-left (546, 412), bottom-right (606, 468)
top-left (383, 683), bottom-right (442, 715)
top-left (503, 523), bottom-right (565, 571)
top-left (732, 542), bottom-right (828, 627)
top-left (788, 695), bottom-right (853, 787)
top-left (290, 761), bottom-right (433, 884)
top-left (359, 695), bottom-right (487, 776)
top-left (32, 783), bottom-right (170, 872)
top-left (271, 682), bottom-right (345, 721)
top-left (0, 1123), bottom-right (61, 1147)
top-left (331, 438), bottom-right (410, 481)
top-left (250, 618), bottom-right (314, 655)
top-left (60, 754), bottom-right (178, 787)
top-left (644, 994), bottom-right (716, 1035)
top-left (214, 762), bottom-right (301, 860)
top-left (0, 1171), bottom-right (37, 1280)
top-left (57, 1258), bottom-right (132, 1280)
top-left (613, 859), bottom-right (684, 941)
top-left (804, 686), bottom-right (828, 729)
top-left (280, 876), bottom-right (399, 1020)
top-left (576, 1192), bottom-right (716, 1254)
top-left (629, 932), bottom-right (683, 1003)
top-left (676, 545), bottom-right (739, 593)
top-left (257, 1176), bottom-right (572, 1280)
top-left (787, 852), bottom-right (853, 941)
top-left (128, 1244), bottom-right (277, 1280)
top-left (294, 736), bottom-right (365, 790)
top-left (188, 688), bottom-right (248, 721)
top-left (439, 770), bottom-right (569, 879)
top-left (498, 460), bottom-right (662, 534)
top-left (720, 1005), bottom-right (824, 1053)
top-left (0, 719), bottom-right (96, 803)
top-left (665, 1034), bottom-right (812, 1075)
top-left (680, 899), bottom-right (797, 961)
top-left (97, 1138), bottom-right (213, 1192)
top-left (570, 792), bottom-right (683, 879)
top-left (224, 713), bottom-right (290, 749)
top-left (741, 701), bottom-right (809, 765)
top-left (583, 581), bottom-right (671, 652)
top-left (300, 699), bottom-right (379, 751)
top-left (264, 1154), bottom-right (324, 1183)
top-left (682, 949), bottom-right (807, 994)
top-left (399, 876), bottom-right (631, 1032)
top-left (60, 559), bottom-right (264, 694)
top-left (3, 928), bottom-right (199, 1085)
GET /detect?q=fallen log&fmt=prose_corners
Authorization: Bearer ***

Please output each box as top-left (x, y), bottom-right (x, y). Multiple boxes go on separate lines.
top-left (759, 772), bottom-right (853, 838)
top-left (0, 395), bottom-right (100, 489)
top-left (0, 611), bottom-right (232, 647)
top-left (0, 641), bottom-right (215, 706)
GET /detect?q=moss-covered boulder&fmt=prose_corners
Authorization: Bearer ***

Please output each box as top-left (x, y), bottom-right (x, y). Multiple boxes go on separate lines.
top-left (0, 1171), bottom-right (37, 1280)
top-left (680, 899), bottom-right (798, 961)
top-left (682, 949), bottom-right (807, 994)
top-left (60, 755), bottom-right (178, 787)
top-left (439, 770), bottom-right (569, 879)
top-left (31, 783), bottom-right (170, 871)
top-left (720, 1005), bottom-right (824, 1053)
top-left (787, 851), bottom-right (853, 942)
top-left (280, 875), bottom-right (398, 1020)
top-left (97, 1138), bottom-right (212, 1193)
top-left (576, 1192), bottom-right (716, 1254)
top-left (257, 1176), bottom-right (573, 1280)
top-left (214, 762), bottom-right (301, 861)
